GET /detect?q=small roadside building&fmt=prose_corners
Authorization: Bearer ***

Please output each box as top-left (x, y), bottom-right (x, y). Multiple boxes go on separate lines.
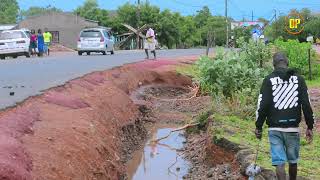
top-left (18, 12), bottom-right (99, 49)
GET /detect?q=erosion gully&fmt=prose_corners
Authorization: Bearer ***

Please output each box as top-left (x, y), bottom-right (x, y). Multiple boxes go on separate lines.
top-left (126, 84), bottom-right (193, 180)
top-left (127, 127), bottom-right (188, 180)
top-left (125, 84), bottom-right (243, 180)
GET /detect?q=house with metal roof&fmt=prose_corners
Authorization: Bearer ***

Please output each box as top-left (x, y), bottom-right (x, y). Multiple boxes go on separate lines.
top-left (18, 12), bottom-right (99, 49)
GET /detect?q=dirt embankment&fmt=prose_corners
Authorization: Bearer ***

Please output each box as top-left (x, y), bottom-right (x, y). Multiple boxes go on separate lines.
top-left (0, 57), bottom-right (197, 180)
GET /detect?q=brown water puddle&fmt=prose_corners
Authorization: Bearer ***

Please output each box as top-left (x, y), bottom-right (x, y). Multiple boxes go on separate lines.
top-left (126, 127), bottom-right (189, 180)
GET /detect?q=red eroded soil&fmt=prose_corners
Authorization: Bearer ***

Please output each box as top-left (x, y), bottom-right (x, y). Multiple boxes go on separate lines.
top-left (0, 57), bottom-right (197, 180)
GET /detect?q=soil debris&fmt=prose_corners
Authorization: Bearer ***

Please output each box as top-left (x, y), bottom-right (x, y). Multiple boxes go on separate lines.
top-left (183, 133), bottom-right (245, 180)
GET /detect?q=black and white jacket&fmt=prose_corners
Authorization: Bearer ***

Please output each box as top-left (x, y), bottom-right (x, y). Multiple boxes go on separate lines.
top-left (256, 68), bottom-right (314, 130)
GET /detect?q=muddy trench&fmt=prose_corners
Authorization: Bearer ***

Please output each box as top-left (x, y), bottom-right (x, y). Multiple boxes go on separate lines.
top-left (121, 84), bottom-right (244, 180)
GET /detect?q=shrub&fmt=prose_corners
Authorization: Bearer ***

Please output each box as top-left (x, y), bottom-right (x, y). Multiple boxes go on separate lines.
top-left (196, 50), bottom-right (269, 98)
top-left (237, 37), bottom-right (272, 68)
top-left (193, 39), bottom-right (273, 118)
top-left (274, 39), bottom-right (319, 77)
top-left (178, 40), bottom-right (272, 119)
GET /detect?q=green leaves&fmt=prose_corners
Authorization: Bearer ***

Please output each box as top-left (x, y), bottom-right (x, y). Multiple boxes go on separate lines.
top-left (73, 2), bottom-right (230, 48)
top-left (21, 6), bottom-right (62, 18)
top-left (193, 42), bottom-right (272, 118)
top-left (274, 39), bottom-right (319, 77)
top-left (237, 37), bottom-right (272, 68)
top-left (0, 0), bottom-right (19, 24)
top-left (74, 0), bottom-right (110, 27)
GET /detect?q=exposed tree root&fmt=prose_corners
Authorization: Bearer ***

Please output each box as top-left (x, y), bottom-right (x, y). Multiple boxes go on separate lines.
top-left (151, 123), bottom-right (199, 143)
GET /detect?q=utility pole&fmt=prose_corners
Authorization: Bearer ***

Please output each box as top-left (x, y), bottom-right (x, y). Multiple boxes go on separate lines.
top-left (136, 0), bottom-right (141, 49)
top-left (225, 0), bottom-right (229, 47)
top-left (274, 9), bottom-right (277, 37)
top-left (206, 30), bottom-right (213, 56)
top-left (251, 11), bottom-right (254, 21)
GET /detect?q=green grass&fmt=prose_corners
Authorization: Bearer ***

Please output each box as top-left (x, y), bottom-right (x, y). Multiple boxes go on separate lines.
top-left (307, 77), bottom-right (320, 88)
top-left (178, 61), bottom-right (320, 178)
top-left (210, 114), bottom-right (320, 179)
top-left (176, 64), bottom-right (199, 79)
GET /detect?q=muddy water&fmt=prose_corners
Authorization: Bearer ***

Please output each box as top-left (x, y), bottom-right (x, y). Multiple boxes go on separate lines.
top-left (127, 128), bottom-right (189, 180)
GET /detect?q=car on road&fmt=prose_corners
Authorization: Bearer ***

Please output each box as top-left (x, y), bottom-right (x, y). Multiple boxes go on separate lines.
top-left (77, 27), bottom-right (115, 56)
top-left (0, 29), bottom-right (31, 59)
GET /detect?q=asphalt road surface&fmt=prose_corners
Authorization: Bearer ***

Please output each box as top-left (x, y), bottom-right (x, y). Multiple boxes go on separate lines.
top-left (0, 49), bottom-right (206, 109)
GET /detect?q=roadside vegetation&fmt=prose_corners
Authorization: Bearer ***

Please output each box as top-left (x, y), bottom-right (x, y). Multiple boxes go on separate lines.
top-left (274, 39), bottom-right (320, 77)
top-left (178, 38), bottom-right (320, 178)
top-left (3, 0), bottom-right (320, 50)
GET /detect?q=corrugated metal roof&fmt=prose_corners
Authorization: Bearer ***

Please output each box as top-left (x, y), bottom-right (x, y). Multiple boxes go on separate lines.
top-left (0, 24), bottom-right (18, 31)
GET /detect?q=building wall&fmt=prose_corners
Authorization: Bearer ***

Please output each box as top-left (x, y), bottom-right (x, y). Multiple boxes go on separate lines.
top-left (18, 12), bottom-right (98, 49)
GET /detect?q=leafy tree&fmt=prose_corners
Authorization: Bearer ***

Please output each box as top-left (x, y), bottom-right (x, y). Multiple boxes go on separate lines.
top-left (234, 26), bottom-right (252, 45)
top-left (264, 8), bottom-right (320, 42)
top-left (74, 0), bottom-right (110, 26)
top-left (274, 39), bottom-right (319, 77)
top-left (21, 6), bottom-right (62, 18)
top-left (156, 9), bottom-right (179, 48)
top-left (178, 16), bottom-right (197, 48)
top-left (206, 16), bottom-right (227, 46)
top-left (117, 3), bottom-right (137, 28)
top-left (139, 2), bottom-right (160, 27)
top-left (194, 6), bottom-right (213, 45)
top-left (194, 6), bottom-right (211, 29)
top-left (74, 1), bottom-right (232, 48)
top-left (305, 17), bottom-right (320, 38)
top-left (0, 0), bottom-right (19, 24)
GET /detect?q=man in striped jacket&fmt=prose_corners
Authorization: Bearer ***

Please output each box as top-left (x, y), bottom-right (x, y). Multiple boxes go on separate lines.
top-left (255, 52), bottom-right (314, 180)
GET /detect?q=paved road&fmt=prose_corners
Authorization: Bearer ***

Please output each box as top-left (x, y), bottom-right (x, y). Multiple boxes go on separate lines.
top-left (0, 49), bottom-right (206, 109)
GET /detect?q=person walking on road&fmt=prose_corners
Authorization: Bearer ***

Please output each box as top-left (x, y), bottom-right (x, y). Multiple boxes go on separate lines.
top-left (255, 52), bottom-right (314, 180)
top-left (37, 29), bottom-right (45, 57)
top-left (43, 28), bottom-right (52, 56)
top-left (144, 27), bottom-right (156, 60)
top-left (30, 29), bottom-right (37, 56)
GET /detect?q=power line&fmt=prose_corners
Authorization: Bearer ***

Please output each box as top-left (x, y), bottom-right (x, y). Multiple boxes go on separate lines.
top-left (272, 0), bottom-right (320, 6)
top-left (153, 0), bottom-right (199, 15)
top-left (170, 0), bottom-right (204, 8)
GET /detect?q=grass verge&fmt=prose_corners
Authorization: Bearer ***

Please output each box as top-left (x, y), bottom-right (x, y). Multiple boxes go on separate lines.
top-left (307, 77), bottom-right (320, 88)
top-left (209, 114), bottom-right (320, 179)
top-left (178, 65), bottom-right (320, 179)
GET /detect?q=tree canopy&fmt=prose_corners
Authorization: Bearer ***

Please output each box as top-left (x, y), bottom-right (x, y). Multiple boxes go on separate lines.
top-left (0, 0), bottom-right (19, 24)
top-left (264, 8), bottom-right (320, 42)
top-left (74, 0), bottom-right (110, 27)
top-left (73, 2), bottom-right (229, 48)
top-left (21, 6), bottom-right (62, 18)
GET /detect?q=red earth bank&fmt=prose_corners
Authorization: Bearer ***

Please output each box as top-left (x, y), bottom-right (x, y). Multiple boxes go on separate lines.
top-left (0, 56), bottom-right (197, 180)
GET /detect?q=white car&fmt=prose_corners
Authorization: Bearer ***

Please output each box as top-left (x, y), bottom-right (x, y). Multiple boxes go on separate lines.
top-left (0, 30), bottom-right (31, 59)
top-left (77, 27), bottom-right (115, 56)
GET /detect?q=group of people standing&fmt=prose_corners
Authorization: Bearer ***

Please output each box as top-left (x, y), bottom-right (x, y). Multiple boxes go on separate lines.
top-left (30, 28), bottom-right (52, 57)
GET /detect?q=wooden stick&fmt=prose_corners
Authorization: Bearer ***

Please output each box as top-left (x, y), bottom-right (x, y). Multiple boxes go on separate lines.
top-left (151, 123), bottom-right (199, 143)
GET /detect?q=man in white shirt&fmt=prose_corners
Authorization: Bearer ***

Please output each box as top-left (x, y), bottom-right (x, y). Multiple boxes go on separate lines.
top-left (144, 28), bottom-right (156, 60)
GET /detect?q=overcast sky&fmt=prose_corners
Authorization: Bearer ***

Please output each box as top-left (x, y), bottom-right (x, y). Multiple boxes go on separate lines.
top-left (18, 0), bottom-right (320, 20)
